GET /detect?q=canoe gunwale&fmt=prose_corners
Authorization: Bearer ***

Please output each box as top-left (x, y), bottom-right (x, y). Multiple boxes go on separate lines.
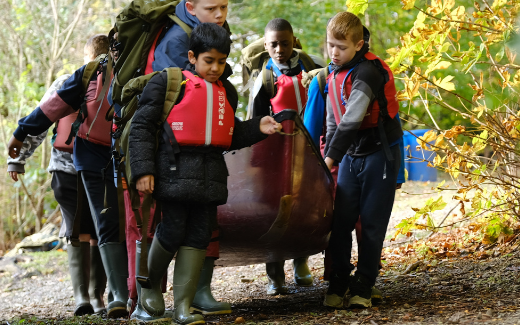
top-left (272, 109), bottom-right (334, 184)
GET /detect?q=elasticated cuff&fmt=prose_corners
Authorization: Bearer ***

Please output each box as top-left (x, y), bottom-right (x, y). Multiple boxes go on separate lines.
top-left (7, 163), bottom-right (25, 173)
top-left (326, 147), bottom-right (345, 164)
top-left (13, 128), bottom-right (28, 142)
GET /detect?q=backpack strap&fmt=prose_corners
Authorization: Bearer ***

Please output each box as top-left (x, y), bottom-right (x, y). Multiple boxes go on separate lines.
top-left (135, 193), bottom-right (154, 289)
top-left (316, 66), bottom-right (330, 102)
top-left (262, 59), bottom-right (275, 99)
top-left (81, 58), bottom-right (101, 91)
top-left (159, 67), bottom-right (184, 176)
top-left (295, 49), bottom-right (317, 72)
top-left (168, 14), bottom-right (192, 38)
top-left (161, 67), bottom-right (184, 120)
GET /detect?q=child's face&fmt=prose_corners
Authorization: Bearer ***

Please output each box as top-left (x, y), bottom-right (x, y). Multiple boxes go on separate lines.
top-left (326, 31), bottom-right (364, 66)
top-left (188, 49), bottom-right (228, 83)
top-left (186, 0), bottom-right (228, 26)
top-left (264, 30), bottom-right (294, 65)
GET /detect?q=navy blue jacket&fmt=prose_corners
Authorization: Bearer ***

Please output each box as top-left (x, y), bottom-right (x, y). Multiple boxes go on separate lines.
top-left (152, 0), bottom-right (200, 71)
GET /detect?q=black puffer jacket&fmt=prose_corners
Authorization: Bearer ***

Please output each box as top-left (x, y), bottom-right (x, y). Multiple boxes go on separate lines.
top-left (129, 65), bottom-right (267, 205)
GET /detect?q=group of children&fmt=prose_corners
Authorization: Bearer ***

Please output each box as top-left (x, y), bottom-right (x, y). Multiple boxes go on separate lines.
top-left (7, 0), bottom-right (403, 323)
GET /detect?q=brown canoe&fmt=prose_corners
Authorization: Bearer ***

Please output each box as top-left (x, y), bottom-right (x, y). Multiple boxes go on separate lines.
top-left (216, 109), bottom-right (334, 266)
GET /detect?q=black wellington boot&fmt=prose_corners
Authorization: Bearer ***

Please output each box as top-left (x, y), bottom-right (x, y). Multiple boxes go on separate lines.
top-left (141, 238), bottom-right (175, 317)
top-left (266, 261), bottom-right (288, 295)
top-left (191, 257), bottom-right (231, 315)
top-left (99, 242), bottom-right (130, 318)
top-left (131, 240), bottom-right (173, 322)
top-left (67, 242), bottom-right (95, 316)
top-left (89, 245), bottom-right (106, 314)
top-left (173, 246), bottom-right (206, 325)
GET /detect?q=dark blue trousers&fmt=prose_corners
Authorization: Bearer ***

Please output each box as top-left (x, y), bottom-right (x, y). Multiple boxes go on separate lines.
top-left (81, 169), bottom-right (121, 246)
top-left (329, 145), bottom-right (400, 285)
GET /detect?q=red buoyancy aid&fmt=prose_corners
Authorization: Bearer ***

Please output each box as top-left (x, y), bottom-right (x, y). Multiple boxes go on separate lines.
top-left (77, 72), bottom-right (113, 146)
top-left (165, 71), bottom-right (235, 149)
top-left (328, 52), bottom-right (399, 129)
top-left (53, 111), bottom-right (79, 153)
top-left (266, 58), bottom-right (308, 115)
top-left (270, 73), bottom-right (307, 115)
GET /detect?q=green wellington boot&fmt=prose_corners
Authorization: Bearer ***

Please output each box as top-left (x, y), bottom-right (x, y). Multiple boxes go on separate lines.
top-left (89, 246), bottom-right (106, 314)
top-left (191, 257), bottom-right (231, 315)
top-left (141, 238), bottom-right (175, 317)
top-left (131, 240), bottom-right (173, 322)
top-left (293, 256), bottom-right (313, 286)
top-left (173, 246), bottom-right (206, 325)
top-left (67, 242), bottom-right (95, 316)
top-left (99, 242), bottom-right (130, 318)
top-left (265, 261), bottom-right (288, 295)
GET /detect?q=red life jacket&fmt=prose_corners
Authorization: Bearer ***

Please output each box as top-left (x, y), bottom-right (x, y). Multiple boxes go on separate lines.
top-left (77, 72), bottom-right (113, 146)
top-left (165, 71), bottom-right (235, 149)
top-left (267, 59), bottom-right (307, 115)
top-left (53, 111), bottom-right (79, 153)
top-left (327, 52), bottom-right (399, 129)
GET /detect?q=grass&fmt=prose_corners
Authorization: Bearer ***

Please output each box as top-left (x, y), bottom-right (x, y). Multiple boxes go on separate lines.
top-left (18, 250), bottom-right (68, 276)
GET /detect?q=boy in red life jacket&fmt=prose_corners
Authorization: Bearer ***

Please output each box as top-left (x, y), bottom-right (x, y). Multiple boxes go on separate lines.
top-left (303, 24), bottom-right (406, 304)
top-left (249, 18), bottom-right (317, 118)
top-left (248, 18), bottom-right (320, 296)
top-left (322, 12), bottom-right (403, 309)
top-left (128, 23), bottom-right (281, 325)
top-left (121, 1), bottom-right (232, 318)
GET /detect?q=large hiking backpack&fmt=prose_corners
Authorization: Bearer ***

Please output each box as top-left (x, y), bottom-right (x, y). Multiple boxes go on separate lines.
top-left (110, 0), bottom-right (191, 106)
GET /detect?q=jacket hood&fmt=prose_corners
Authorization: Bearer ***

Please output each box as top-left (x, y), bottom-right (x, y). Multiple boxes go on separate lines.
top-left (363, 26), bottom-right (370, 45)
top-left (175, 0), bottom-right (201, 29)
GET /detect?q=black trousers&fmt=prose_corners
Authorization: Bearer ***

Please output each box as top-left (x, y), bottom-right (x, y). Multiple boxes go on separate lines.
top-left (51, 171), bottom-right (96, 238)
top-left (155, 200), bottom-right (216, 253)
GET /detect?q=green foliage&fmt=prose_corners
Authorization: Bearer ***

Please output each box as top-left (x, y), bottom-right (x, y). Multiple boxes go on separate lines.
top-left (394, 195), bottom-right (447, 237)
top-left (0, 0), bottom-right (114, 251)
top-left (370, 0), bottom-right (520, 244)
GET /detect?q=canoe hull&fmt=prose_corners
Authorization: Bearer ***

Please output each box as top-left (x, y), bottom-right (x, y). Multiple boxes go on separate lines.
top-left (217, 110), bottom-right (334, 266)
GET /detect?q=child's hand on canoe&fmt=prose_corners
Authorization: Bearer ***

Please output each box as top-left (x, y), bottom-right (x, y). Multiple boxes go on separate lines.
top-left (259, 116), bottom-right (282, 135)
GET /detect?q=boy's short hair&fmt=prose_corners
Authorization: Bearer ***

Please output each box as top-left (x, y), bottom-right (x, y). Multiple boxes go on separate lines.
top-left (84, 34), bottom-right (110, 59)
top-left (265, 18), bottom-right (293, 35)
top-left (190, 23), bottom-right (231, 57)
top-left (327, 12), bottom-right (363, 43)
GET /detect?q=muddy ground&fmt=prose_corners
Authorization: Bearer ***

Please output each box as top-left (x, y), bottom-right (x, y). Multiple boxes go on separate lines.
top-left (2, 179), bottom-right (520, 324)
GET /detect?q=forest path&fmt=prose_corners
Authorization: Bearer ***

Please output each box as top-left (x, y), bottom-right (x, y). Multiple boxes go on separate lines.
top-left (3, 179), bottom-right (520, 324)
